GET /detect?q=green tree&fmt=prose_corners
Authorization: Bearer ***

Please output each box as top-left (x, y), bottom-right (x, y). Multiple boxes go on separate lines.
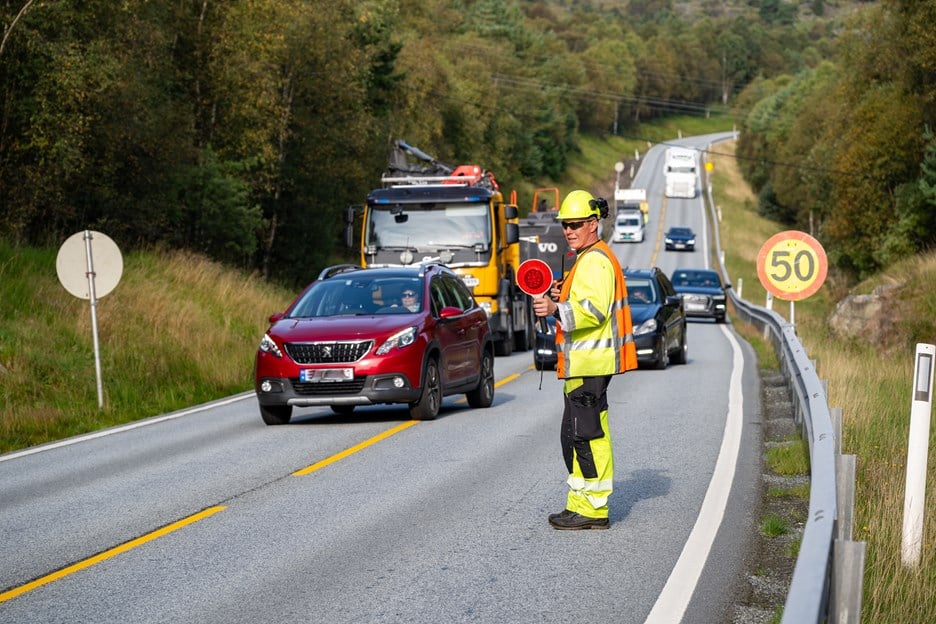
top-left (167, 149), bottom-right (261, 265)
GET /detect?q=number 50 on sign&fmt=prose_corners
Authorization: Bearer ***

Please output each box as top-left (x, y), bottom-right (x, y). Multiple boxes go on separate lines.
top-left (756, 231), bottom-right (828, 301)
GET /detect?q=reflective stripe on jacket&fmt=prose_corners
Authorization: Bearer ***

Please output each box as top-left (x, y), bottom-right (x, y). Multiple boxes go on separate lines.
top-left (555, 240), bottom-right (637, 378)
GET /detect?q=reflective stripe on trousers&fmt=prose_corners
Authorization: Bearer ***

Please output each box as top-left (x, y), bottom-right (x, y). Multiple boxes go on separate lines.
top-left (562, 376), bottom-right (613, 519)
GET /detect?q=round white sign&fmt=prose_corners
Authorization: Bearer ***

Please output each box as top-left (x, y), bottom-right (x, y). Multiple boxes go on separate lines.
top-left (56, 231), bottom-right (123, 299)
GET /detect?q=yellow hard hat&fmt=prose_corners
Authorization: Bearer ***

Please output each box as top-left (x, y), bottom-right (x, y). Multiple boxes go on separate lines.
top-left (557, 189), bottom-right (600, 220)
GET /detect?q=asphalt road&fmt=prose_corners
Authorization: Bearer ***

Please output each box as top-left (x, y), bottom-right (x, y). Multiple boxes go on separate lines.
top-left (0, 132), bottom-right (765, 624)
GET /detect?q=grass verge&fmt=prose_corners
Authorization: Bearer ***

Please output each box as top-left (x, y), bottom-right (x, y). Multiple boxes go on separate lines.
top-left (709, 141), bottom-right (936, 623)
top-left (0, 242), bottom-right (293, 453)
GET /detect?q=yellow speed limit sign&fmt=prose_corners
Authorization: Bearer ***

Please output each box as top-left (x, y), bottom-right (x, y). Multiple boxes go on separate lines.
top-left (756, 230), bottom-right (828, 301)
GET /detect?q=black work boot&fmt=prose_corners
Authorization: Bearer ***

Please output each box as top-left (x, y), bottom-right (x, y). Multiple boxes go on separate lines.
top-left (548, 509), bottom-right (575, 523)
top-left (548, 511), bottom-right (610, 530)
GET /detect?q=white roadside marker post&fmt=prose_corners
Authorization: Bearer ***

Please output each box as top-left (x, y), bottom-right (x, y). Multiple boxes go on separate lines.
top-left (902, 343), bottom-right (936, 567)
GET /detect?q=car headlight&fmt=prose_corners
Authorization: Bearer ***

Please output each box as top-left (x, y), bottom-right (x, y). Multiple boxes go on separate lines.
top-left (688, 238), bottom-right (696, 245)
top-left (633, 318), bottom-right (658, 336)
top-left (376, 326), bottom-right (418, 355)
top-left (665, 237), bottom-right (673, 244)
top-left (258, 333), bottom-right (283, 358)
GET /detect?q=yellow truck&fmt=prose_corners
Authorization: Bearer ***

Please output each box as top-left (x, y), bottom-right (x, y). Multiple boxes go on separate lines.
top-left (343, 140), bottom-right (535, 356)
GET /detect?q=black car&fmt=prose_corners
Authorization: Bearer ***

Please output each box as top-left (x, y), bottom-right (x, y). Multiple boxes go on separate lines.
top-left (664, 226), bottom-right (696, 251)
top-left (624, 267), bottom-right (688, 369)
top-left (671, 268), bottom-right (730, 323)
top-left (533, 315), bottom-right (558, 371)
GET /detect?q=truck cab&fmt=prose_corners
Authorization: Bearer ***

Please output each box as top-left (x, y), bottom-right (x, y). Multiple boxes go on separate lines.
top-left (613, 210), bottom-right (645, 243)
top-left (613, 187), bottom-right (649, 243)
top-left (664, 147), bottom-right (698, 199)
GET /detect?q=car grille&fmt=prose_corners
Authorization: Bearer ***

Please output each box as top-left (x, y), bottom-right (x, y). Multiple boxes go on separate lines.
top-left (682, 294), bottom-right (713, 312)
top-left (291, 379), bottom-right (367, 396)
top-left (285, 340), bottom-right (373, 364)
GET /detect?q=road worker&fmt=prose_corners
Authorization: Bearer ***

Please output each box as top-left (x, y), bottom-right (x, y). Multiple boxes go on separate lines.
top-left (532, 189), bottom-right (637, 529)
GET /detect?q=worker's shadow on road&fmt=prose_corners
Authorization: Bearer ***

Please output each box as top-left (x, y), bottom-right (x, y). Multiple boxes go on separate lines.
top-left (611, 469), bottom-right (671, 521)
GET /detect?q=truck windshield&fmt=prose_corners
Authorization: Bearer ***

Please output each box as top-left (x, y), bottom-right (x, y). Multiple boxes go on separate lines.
top-left (365, 203), bottom-right (491, 249)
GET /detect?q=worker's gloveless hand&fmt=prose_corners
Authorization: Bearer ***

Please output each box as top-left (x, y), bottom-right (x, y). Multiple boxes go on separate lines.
top-left (550, 280), bottom-right (562, 301)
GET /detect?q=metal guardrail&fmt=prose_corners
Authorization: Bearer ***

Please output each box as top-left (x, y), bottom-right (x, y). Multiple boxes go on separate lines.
top-left (700, 137), bottom-right (866, 623)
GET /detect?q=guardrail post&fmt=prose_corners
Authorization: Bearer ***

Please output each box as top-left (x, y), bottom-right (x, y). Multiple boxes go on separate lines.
top-left (836, 454), bottom-right (856, 542)
top-left (831, 540), bottom-right (865, 624)
top-left (833, 452), bottom-right (862, 622)
top-left (831, 407), bottom-right (843, 456)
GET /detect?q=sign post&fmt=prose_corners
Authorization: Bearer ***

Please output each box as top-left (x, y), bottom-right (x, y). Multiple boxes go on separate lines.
top-left (56, 230), bottom-right (123, 409)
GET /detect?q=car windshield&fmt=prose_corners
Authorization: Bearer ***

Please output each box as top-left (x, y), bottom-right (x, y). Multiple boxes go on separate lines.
top-left (670, 228), bottom-right (692, 236)
top-left (672, 271), bottom-right (720, 288)
top-left (626, 278), bottom-right (657, 304)
top-left (288, 276), bottom-right (423, 317)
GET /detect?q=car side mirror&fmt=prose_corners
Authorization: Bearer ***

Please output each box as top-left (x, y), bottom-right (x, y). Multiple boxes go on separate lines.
top-left (439, 306), bottom-right (463, 319)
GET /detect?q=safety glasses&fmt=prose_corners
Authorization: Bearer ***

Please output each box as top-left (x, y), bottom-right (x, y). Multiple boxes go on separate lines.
top-left (560, 219), bottom-right (593, 231)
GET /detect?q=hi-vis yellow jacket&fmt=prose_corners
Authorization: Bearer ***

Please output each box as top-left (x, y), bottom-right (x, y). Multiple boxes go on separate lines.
top-left (555, 240), bottom-right (637, 378)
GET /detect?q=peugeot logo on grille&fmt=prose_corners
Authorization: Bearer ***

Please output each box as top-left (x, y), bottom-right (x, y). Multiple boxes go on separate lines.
top-left (322, 345), bottom-right (332, 357)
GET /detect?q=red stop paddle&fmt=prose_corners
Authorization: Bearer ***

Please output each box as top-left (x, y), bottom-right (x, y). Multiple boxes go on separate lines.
top-left (516, 259), bottom-right (553, 297)
top-left (517, 259), bottom-right (554, 336)
top-left (517, 259), bottom-right (555, 388)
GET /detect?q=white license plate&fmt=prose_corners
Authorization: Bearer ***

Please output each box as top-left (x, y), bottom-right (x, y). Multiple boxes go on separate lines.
top-left (300, 368), bottom-right (353, 383)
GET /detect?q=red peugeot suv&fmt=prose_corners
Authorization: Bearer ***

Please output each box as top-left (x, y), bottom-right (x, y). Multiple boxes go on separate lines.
top-left (254, 263), bottom-right (495, 424)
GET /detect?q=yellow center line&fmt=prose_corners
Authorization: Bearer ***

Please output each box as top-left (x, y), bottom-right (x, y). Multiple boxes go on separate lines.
top-left (298, 372), bottom-right (524, 473)
top-left (2, 371), bottom-right (527, 603)
top-left (454, 371), bottom-right (523, 404)
top-left (651, 193), bottom-right (667, 265)
top-left (292, 420), bottom-right (419, 476)
top-left (0, 505), bottom-right (227, 604)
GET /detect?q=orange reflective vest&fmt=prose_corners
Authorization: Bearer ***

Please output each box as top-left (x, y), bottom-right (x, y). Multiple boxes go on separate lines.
top-left (555, 240), bottom-right (637, 378)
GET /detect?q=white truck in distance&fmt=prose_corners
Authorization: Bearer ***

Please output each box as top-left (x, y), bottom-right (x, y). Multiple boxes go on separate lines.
top-left (664, 147), bottom-right (698, 199)
top-left (612, 188), bottom-right (647, 243)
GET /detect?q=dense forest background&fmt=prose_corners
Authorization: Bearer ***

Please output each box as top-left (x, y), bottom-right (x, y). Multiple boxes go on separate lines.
top-left (1, 0), bottom-right (933, 286)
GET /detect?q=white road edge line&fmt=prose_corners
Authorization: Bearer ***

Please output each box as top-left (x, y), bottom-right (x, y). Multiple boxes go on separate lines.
top-left (643, 324), bottom-right (745, 623)
top-left (0, 392), bottom-right (255, 463)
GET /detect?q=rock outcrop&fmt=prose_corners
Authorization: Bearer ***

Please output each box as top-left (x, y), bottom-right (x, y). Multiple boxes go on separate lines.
top-left (828, 282), bottom-right (903, 347)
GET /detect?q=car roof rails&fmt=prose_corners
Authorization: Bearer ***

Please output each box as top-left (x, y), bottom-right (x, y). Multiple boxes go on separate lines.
top-left (317, 264), bottom-right (363, 280)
